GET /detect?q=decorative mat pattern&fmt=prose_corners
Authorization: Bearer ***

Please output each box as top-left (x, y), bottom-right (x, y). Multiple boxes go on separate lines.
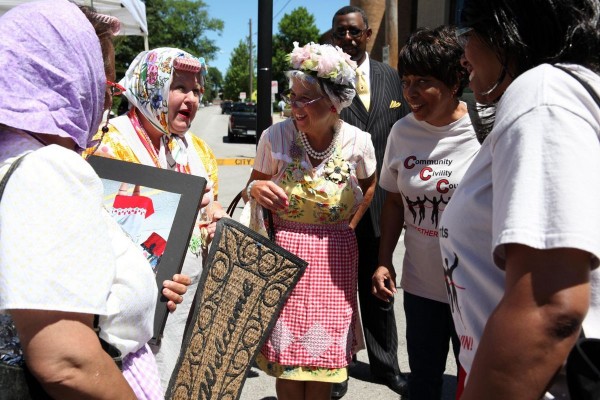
top-left (166, 218), bottom-right (308, 400)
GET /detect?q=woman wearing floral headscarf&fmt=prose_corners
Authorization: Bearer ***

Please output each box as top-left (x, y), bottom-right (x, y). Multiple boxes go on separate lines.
top-left (85, 47), bottom-right (224, 391)
top-left (246, 42), bottom-right (376, 400)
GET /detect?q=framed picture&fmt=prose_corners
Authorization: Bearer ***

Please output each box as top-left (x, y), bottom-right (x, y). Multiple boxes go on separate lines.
top-left (87, 156), bottom-right (206, 344)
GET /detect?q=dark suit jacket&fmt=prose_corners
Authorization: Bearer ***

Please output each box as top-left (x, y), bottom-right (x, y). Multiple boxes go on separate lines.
top-left (341, 58), bottom-right (410, 237)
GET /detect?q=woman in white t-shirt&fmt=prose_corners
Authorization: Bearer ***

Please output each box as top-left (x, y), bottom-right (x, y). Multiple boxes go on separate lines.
top-left (372, 26), bottom-right (480, 400)
top-left (439, 0), bottom-right (600, 399)
top-left (0, 2), bottom-right (191, 398)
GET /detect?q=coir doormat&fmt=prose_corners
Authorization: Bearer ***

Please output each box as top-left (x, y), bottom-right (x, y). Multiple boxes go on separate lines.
top-left (166, 218), bottom-right (308, 400)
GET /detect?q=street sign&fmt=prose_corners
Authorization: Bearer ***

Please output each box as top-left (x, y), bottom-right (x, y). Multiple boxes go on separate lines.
top-left (239, 92), bottom-right (246, 100)
top-left (271, 80), bottom-right (278, 94)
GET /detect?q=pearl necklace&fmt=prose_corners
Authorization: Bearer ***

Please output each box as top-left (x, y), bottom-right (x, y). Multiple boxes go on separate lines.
top-left (299, 121), bottom-right (341, 160)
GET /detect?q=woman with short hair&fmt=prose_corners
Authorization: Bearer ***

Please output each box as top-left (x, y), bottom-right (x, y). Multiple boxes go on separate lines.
top-left (372, 25), bottom-right (480, 400)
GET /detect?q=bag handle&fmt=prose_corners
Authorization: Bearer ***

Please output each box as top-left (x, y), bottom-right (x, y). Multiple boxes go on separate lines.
top-left (226, 188), bottom-right (276, 241)
top-left (262, 206), bottom-right (276, 242)
top-left (554, 64), bottom-right (600, 107)
top-left (0, 154), bottom-right (29, 199)
top-left (93, 315), bottom-right (123, 370)
top-left (226, 190), bottom-right (243, 217)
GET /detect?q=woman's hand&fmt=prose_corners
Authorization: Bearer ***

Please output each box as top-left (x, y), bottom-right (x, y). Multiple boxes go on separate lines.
top-left (372, 265), bottom-right (397, 302)
top-left (162, 273), bottom-right (192, 312)
top-left (205, 201), bottom-right (225, 240)
top-left (198, 201), bottom-right (225, 249)
top-left (199, 180), bottom-right (214, 208)
top-left (247, 179), bottom-right (288, 212)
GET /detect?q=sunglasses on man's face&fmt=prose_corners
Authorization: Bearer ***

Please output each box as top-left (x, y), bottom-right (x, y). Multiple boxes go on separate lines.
top-left (332, 27), bottom-right (367, 40)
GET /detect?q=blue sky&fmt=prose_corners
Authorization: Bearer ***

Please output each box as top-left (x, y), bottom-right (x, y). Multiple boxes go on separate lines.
top-left (204, 0), bottom-right (348, 75)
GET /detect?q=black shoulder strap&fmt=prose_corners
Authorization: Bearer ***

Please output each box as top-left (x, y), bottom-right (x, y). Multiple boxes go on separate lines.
top-left (554, 64), bottom-right (600, 108)
top-left (0, 154), bottom-right (29, 200)
top-left (262, 206), bottom-right (276, 242)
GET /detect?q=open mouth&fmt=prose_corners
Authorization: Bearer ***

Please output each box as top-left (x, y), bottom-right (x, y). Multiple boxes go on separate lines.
top-left (294, 113), bottom-right (307, 121)
top-left (465, 66), bottom-right (474, 82)
top-left (409, 103), bottom-right (424, 112)
top-left (178, 109), bottom-right (191, 119)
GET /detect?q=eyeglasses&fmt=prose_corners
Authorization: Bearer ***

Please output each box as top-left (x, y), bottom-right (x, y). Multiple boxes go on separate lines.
top-left (332, 27), bottom-right (367, 40)
top-left (106, 80), bottom-right (126, 96)
top-left (282, 94), bottom-right (324, 108)
top-left (455, 27), bottom-right (473, 48)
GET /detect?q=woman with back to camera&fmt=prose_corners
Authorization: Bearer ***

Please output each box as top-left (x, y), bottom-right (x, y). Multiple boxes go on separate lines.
top-left (437, 0), bottom-right (600, 398)
top-left (372, 25), bottom-right (480, 400)
top-left (0, 1), bottom-right (189, 398)
top-left (85, 47), bottom-right (224, 390)
top-left (245, 42), bottom-right (377, 400)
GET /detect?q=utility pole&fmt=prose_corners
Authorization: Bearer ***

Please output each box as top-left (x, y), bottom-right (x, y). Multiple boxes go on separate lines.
top-left (256, 0), bottom-right (272, 145)
top-left (248, 19), bottom-right (253, 102)
top-left (385, 0), bottom-right (398, 69)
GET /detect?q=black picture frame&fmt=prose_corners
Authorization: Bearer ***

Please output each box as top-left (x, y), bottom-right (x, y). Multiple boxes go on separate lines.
top-left (87, 156), bottom-right (206, 345)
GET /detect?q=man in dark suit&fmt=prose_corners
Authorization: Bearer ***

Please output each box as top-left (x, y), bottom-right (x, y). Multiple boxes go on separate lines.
top-left (330, 5), bottom-right (410, 399)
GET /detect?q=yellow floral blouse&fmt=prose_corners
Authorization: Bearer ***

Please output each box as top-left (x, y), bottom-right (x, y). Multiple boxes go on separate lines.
top-left (84, 122), bottom-right (219, 198)
top-left (254, 118), bottom-right (376, 225)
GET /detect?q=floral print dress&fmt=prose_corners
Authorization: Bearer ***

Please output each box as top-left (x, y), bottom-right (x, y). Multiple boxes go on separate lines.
top-left (254, 118), bottom-right (376, 383)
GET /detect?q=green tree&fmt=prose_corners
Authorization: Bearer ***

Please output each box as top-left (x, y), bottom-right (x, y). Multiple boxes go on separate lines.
top-left (114, 0), bottom-right (224, 79)
top-left (223, 39), bottom-right (256, 101)
top-left (203, 66), bottom-right (223, 102)
top-left (272, 7), bottom-right (321, 96)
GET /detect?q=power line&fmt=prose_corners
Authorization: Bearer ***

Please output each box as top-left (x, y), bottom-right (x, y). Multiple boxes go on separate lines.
top-left (273, 0), bottom-right (293, 20)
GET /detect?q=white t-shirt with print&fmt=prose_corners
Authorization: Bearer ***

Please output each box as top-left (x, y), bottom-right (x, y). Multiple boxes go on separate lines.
top-left (439, 64), bottom-right (600, 389)
top-left (0, 130), bottom-right (157, 356)
top-left (380, 109), bottom-right (480, 303)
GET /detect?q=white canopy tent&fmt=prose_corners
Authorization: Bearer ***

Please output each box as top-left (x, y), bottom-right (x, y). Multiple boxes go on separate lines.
top-left (0, 0), bottom-right (149, 50)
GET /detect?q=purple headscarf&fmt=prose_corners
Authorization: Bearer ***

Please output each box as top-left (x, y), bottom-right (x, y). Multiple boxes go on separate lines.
top-left (0, 0), bottom-right (105, 151)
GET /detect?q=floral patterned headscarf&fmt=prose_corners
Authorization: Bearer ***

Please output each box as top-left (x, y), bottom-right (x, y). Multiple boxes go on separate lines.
top-left (120, 47), bottom-right (207, 168)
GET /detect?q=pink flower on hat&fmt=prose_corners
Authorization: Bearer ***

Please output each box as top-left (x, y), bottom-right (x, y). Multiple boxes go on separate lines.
top-left (287, 42), bottom-right (357, 86)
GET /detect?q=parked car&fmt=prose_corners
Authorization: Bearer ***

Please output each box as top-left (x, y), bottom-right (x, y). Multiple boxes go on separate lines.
top-left (228, 102), bottom-right (257, 141)
top-left (221, 100), bottom-right (234, 114)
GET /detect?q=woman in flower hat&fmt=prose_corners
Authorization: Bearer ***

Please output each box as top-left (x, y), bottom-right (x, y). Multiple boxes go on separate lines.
top-left (244, 42), bottom-right (376, 399)
top-left (84, 47), bottom-right (224, 391)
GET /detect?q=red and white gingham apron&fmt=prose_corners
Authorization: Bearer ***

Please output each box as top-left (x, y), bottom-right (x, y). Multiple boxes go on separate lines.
top-left (260, 145), bottom-right (361, 369)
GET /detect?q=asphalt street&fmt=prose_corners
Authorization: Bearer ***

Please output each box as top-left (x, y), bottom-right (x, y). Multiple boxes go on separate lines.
top-left (190, 105), bottom-right (458, 400)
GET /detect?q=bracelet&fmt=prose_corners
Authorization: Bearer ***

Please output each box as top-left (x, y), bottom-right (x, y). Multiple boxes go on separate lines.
top-left (246, 180), bottom-right (257, 199)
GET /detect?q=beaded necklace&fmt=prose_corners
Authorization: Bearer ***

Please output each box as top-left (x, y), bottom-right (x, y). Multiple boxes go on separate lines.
top-left (298, 120), bottom-right (341, 160)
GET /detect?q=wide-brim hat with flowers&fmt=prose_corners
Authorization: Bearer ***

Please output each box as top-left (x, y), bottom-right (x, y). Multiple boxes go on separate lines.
top-left (286, 42), bottom-right (357, 112)
top-left (287, 41), bottom-right (357, 87)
